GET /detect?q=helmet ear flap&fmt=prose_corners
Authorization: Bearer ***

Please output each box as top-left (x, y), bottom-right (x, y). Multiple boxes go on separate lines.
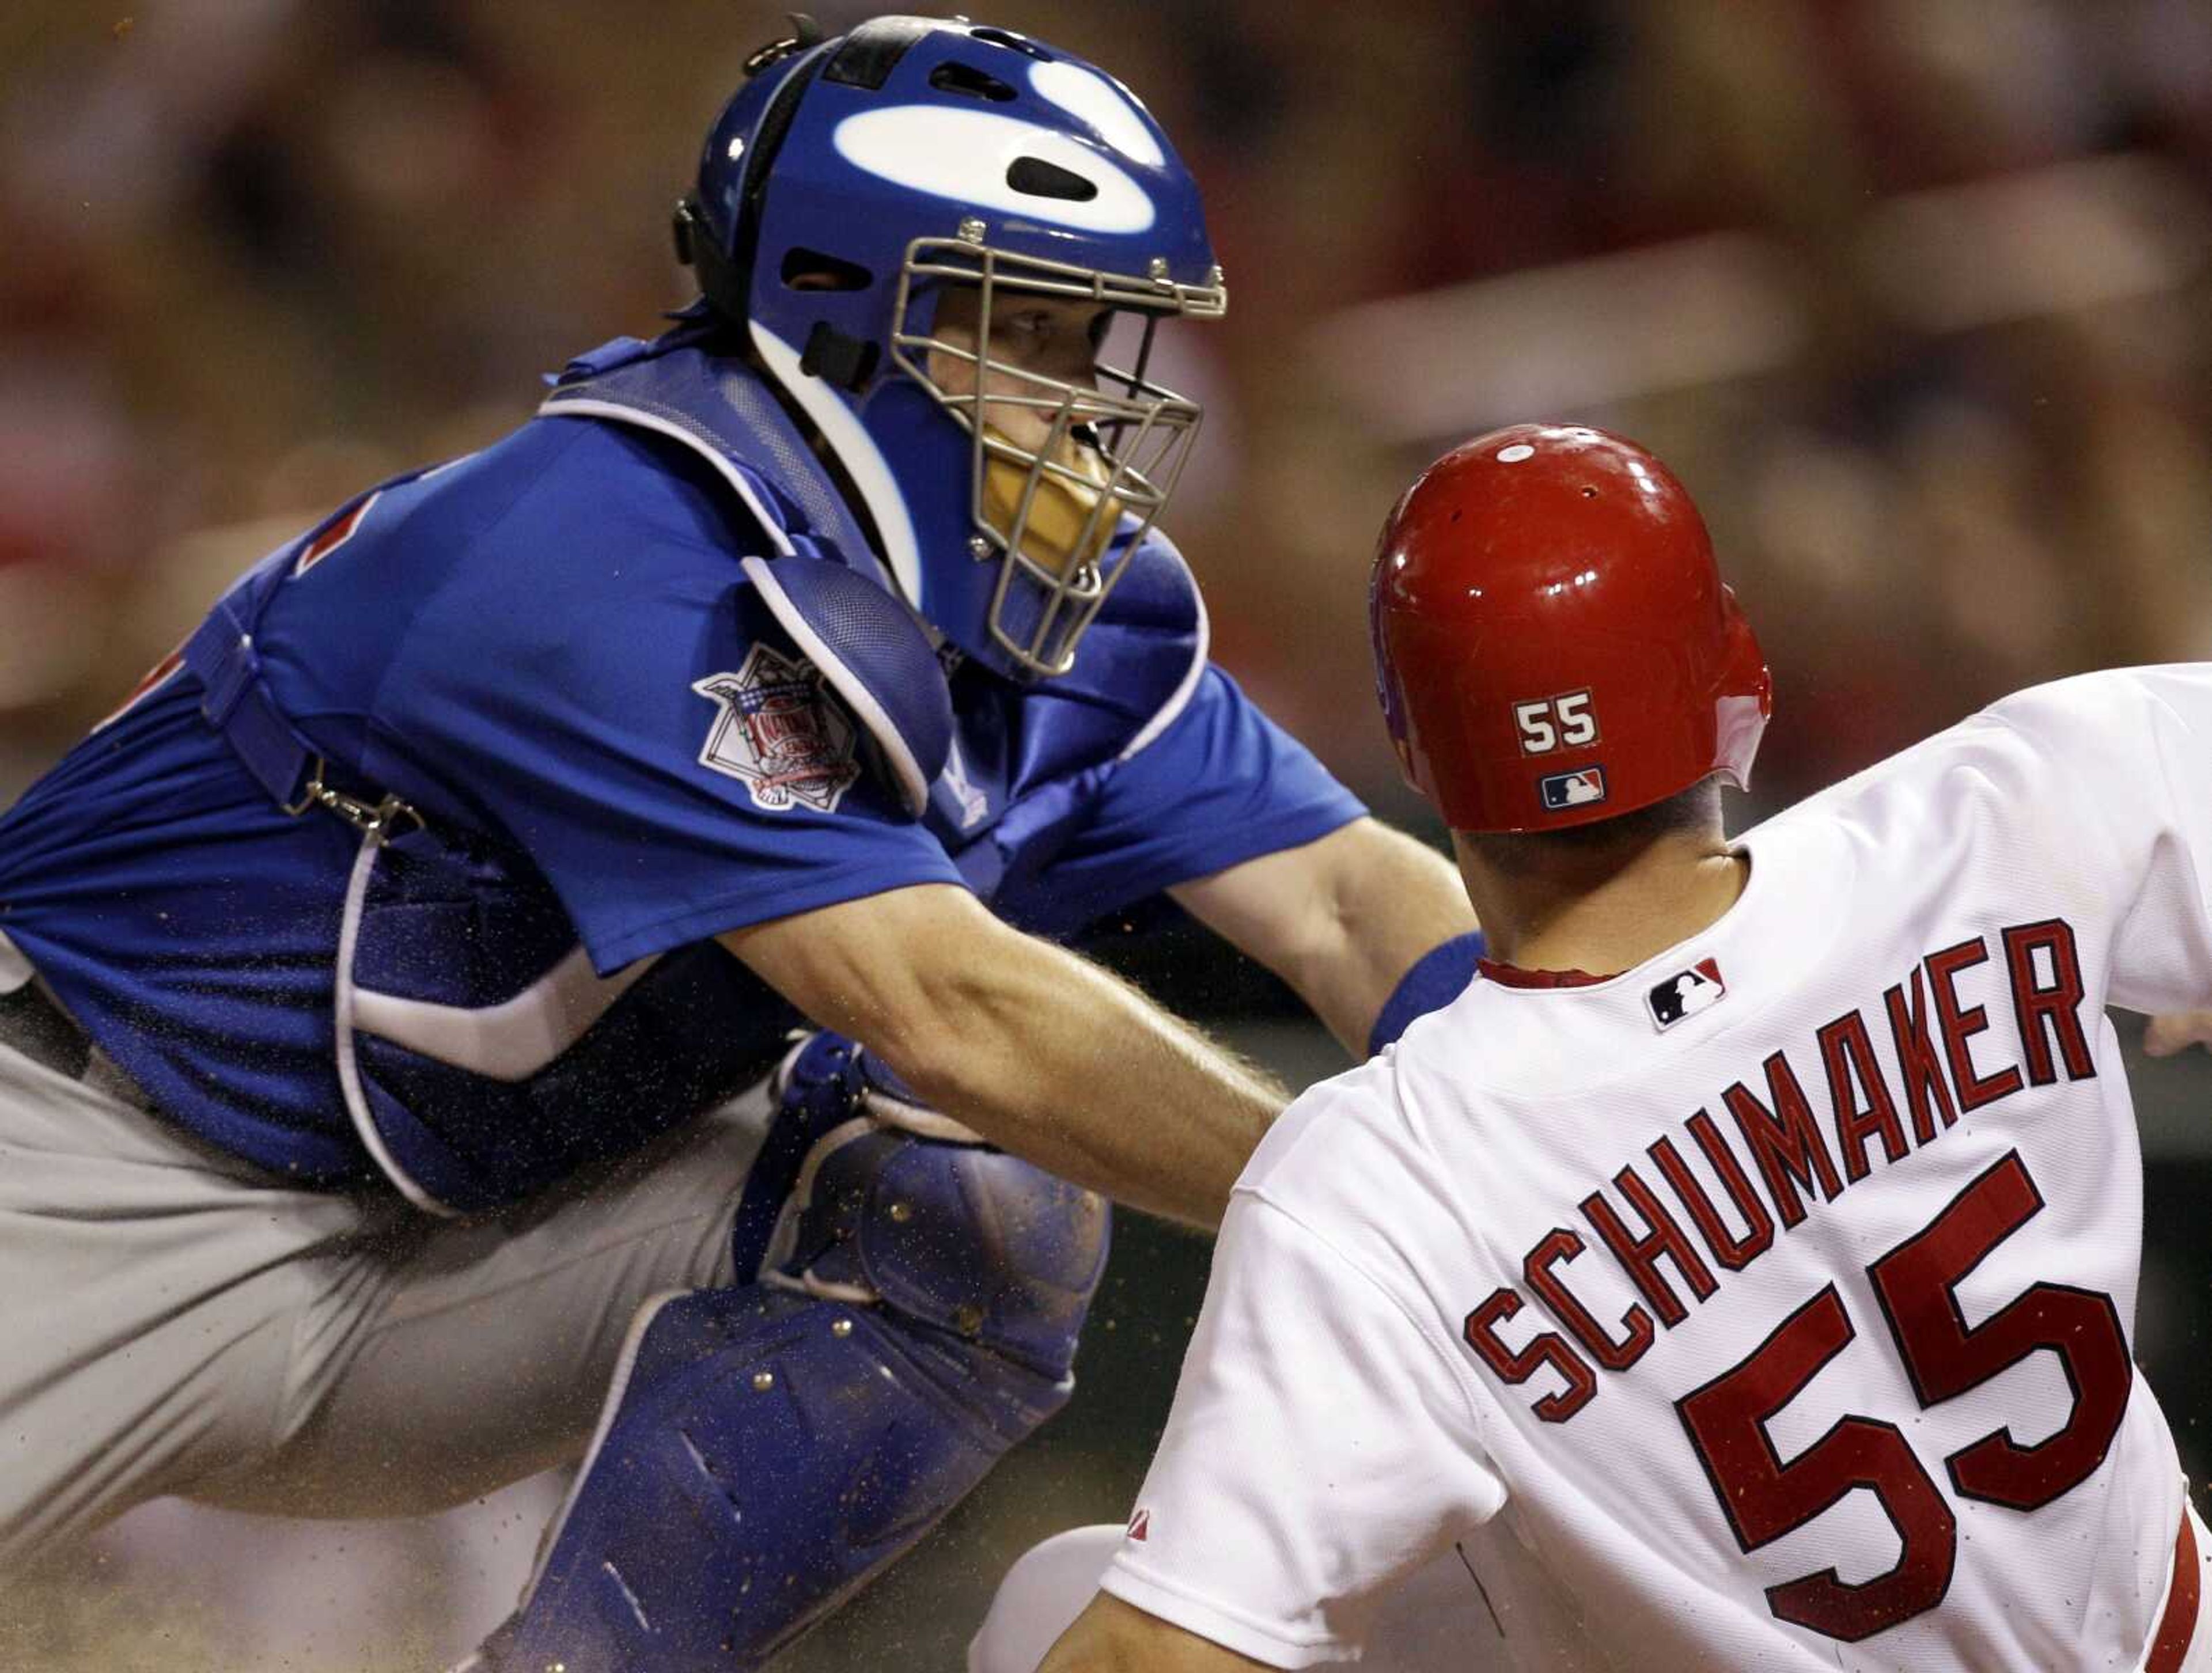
top-left (1709, 588), bottom-right (1773, 792)
top-left (1718, 589), bottom-right (1770, 693)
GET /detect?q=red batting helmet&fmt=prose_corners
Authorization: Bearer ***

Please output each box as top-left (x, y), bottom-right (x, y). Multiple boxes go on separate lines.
top-left (1369, 423), bottom-right (1770, 833)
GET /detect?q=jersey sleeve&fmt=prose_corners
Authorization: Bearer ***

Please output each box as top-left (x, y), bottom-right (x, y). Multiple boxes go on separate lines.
top-left (370, 540), bottom-right (963, 976)
top-left (1100, 1192), bottom-right (1505, 1667)
top-left (1984, 665), bottom-right (2212, 1016)
top-left (1040, 666), bottom-right (1367, 924)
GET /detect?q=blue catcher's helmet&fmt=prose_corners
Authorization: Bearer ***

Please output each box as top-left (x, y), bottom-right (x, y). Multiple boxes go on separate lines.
top-left (673, 15), bottom-right (1226, 680)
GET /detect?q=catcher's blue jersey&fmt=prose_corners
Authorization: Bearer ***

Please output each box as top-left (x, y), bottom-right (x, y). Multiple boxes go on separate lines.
top-left (0, 377), bottom-right (1361, 1212)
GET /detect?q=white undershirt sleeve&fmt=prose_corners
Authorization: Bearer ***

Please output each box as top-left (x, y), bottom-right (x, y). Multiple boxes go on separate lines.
top-left (1100, 1191), bottom-right (1506, 1667)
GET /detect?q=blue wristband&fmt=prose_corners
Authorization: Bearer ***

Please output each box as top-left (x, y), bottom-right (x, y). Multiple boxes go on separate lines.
top-left (1367, 931), bottom-right (1487, 1056)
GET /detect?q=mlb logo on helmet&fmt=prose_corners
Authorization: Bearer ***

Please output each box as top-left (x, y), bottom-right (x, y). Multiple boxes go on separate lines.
top-left (1539, 766), bottom-right (1607, 811)
top-left (1647, 958), bottom-right (1726, 1030)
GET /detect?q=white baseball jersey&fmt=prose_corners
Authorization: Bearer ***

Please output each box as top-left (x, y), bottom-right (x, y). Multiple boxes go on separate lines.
top-left (1104, 666), bottom-right (2212, 1671)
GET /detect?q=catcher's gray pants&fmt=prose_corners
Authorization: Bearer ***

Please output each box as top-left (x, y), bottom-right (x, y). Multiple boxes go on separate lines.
top-left (0, 1035), bottom-right (765, 1566)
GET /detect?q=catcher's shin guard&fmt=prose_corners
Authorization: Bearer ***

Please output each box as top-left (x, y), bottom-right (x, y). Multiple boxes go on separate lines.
top-left (468, 1073), bottom-right (1109, 1672)
top-left (482, 1286), bottom-right (1073, 1672)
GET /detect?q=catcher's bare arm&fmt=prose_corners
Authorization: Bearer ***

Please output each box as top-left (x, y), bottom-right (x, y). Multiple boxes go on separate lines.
top-left (1171, 815), bottom-right (1477, 1056)
top-left (723, 882), bottom-right (1286, 1229)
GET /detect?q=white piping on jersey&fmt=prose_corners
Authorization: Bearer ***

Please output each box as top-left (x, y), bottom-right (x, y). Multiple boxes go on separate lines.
top-left (348, 942), bottom-right (661, 1083)
top-left (333, 835), bottom-right (461, 1219)
top-left (747, 321), bottom-right (925, 609)
top-left (536, 396), bottom-right (799, 557)
top-left (742, 554), bottom-right (933, 817)
top-left (415, 452), bottom-right (475, 482)
top-left (1117, 536), bottom-right (1211, 762)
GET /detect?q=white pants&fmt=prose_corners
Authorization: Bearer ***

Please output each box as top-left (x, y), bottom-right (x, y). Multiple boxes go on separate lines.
top-left (971, 1505), bottom-right (2212, 1673)
top-left (0, 1037), bottom-right (767, 1564)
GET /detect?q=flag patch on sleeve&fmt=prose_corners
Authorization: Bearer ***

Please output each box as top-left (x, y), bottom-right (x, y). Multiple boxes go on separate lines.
top-left (692, 644), bottom-right (862, 814)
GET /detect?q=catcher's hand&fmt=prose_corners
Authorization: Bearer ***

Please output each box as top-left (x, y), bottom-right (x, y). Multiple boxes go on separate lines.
top-left (2145, 1011), bottom-right (2212, 1059)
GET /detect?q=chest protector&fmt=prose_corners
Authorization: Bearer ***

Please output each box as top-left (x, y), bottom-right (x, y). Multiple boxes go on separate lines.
top-left (184, 329), bottom-right (1205, 1216)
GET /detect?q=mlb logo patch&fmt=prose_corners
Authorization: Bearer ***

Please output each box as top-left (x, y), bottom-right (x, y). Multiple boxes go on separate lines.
top-left (1126, 1508), bottom-right (1152, 1542)
top-left (1539, 765), bottom-right (1607, 811)
top-left (1647, 958), bottom-right (1726, 1030)
top-left (692, 644), bottom-right (862, 814)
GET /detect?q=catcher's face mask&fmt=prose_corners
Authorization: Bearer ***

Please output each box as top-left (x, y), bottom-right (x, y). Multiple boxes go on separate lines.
top-left (891, 237), bottom-right (1218, 677)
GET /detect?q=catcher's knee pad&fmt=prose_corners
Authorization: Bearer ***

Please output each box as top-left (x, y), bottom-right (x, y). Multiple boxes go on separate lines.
top-left (772, 1120), bottom-right (1112, 1382)
top-left (744, 1030), bottom-right (1113, 1381)
top-left (490, 1284), bottom-right (1076, 1673)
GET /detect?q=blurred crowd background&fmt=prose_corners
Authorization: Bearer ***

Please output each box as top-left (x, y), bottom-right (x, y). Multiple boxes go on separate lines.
top-left (3, 1), bottom-right (2210, 1668)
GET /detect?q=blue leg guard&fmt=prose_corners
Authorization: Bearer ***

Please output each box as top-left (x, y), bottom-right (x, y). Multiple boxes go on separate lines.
top-left (472, 1037), bottom-right (1110, 1673)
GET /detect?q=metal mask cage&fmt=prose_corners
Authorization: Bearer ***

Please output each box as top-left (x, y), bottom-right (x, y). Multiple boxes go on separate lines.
top-left (889, 236), bottom-right (1225, 677)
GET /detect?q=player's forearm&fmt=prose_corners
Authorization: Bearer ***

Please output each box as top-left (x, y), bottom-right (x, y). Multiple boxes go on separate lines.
top-left (722, 886), bottom-right (1285, 1226)
top-left (1308, 823), bottom-right (1478, 1052)
top-left (881, 937), bottom-right (1287, 1230)
top-left (1181, 820), bottom-right (1476, 1055)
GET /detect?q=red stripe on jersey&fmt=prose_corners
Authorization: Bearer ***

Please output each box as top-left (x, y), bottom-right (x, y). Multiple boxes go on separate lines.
top-left (1477, 958), bottom-right (1612, 989)
top-left (2149, 1511), bottom-right (2199, 1673)
top-left (90, 646), bottom-right (184, 733)
top-left (291, 491), bottom-right (380, 578)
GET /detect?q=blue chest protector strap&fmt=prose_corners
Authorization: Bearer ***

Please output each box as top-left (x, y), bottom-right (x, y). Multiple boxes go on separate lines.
top-left (183, 585), bottom-right (313, 809)
top-left (542, 331), bottom-right (956, 811)
top-left (181, 482), bottom-right (432, 843)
